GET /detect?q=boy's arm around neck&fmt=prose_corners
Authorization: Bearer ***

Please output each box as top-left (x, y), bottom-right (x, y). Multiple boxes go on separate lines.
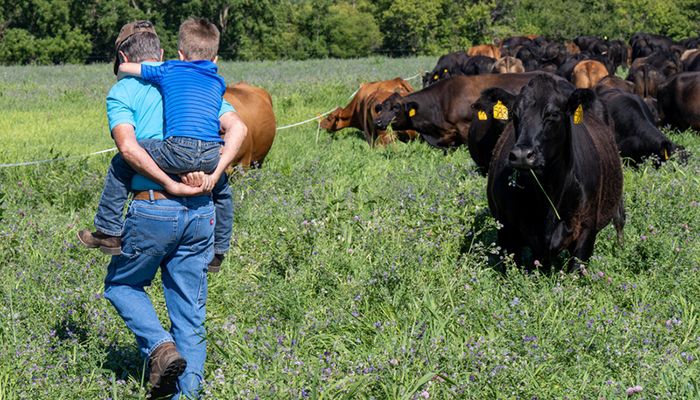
top-left (117, 63), bottom-right (143, 80)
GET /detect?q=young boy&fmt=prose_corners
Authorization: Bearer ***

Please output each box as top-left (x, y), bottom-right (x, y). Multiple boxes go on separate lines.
top-left (79, 18), bottom-right (236, 272)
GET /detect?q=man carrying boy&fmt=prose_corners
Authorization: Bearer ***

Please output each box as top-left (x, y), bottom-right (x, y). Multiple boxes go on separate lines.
top-left (82, 19), bottom-right (246, 399)
top-left (79, 18), bottom-right (242, 272)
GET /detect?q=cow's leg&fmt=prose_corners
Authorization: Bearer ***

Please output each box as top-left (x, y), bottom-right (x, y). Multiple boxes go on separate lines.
top-left (497, 224), bottom-right (523, 266)
top-left (568, 229), bottom-right (597, 273)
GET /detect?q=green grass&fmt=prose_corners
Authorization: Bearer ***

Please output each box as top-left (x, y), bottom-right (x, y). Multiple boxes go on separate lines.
top-left (0, 57), bottom-right (698, 399)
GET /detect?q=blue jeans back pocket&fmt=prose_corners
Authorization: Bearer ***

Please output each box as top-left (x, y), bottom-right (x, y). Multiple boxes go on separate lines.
top-left (122, 203), bottom-right (179, 256)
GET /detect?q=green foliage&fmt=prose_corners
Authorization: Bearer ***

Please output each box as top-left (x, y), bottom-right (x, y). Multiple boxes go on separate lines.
top-left (325, 2), bottom-right (382, 58)
top-left (0, 0), bottom-right (697, 64)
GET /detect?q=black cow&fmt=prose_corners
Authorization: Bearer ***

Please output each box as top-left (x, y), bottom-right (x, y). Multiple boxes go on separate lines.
top-left (423, 51), bottom-right (471, 87)
top-left (607, 39), bottom-right (630, 70)
top-left (500, 36), bottom-right (533, 57)
top-left (468, 88), bottom-right (516, 175)
top-left (574, 36), bottom-right (609, 55)
top-left (487, 75), bottom-right (625, 270)
top-left (374, 72), bottom-right (562, 149)
top-left (596, 88), bottom-right (682, 166)
top-left (423, 53), bottom-right (495, 88)
top-left (627, 50), bottom-right (682, 99)
top-left (656, 72), bottom-right (700, 131)
top-left (462, 55), bottom-right (497, 75)
top-left (683, 50), bottom-right (700, 72)
top-left (630, 32), bottom-right (676, 60)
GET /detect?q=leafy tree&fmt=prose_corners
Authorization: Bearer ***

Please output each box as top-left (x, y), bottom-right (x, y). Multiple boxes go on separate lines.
top-left (325, 2), bottom-right (382, 58)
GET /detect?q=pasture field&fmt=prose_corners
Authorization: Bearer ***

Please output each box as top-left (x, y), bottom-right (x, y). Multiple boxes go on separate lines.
top-left (0, 58), bottom-right (699, 399)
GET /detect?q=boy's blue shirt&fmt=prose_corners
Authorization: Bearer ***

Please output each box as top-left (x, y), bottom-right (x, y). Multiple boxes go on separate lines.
top-left (140, 60), bottom-right (226, 143)
top-left (106, 61), bottom-right (234, 190)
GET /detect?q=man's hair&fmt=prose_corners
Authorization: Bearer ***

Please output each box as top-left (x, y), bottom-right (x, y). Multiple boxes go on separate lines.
top-left (118, 32), bottom-right (161, 64)
top-left (178, 18), bottom-right (220, 60)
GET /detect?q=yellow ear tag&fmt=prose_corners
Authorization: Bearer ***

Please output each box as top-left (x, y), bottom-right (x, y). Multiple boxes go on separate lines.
top-left (433, 74), bottom-right (439, 80)
top-left (573, 104), bottom-right (583, 125)
top-left (493, 100), bottom-right (508, 120)
top-left (409, 108), bottom-right (416, 117)
top-left (443, 69), bottom-right (448, 73)
top-left (477, 110), bottom-right (488, 121)
top-left (663, 148), bottom-right (669, 161)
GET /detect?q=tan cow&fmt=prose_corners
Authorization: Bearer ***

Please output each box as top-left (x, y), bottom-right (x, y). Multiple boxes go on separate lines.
top-left (572, 60), bottom-right (609, 88)
top-left (468, 44), bottom-right (501, 60)
top-left (223, 83), bottom-right (277, 168)
top-left (492, 56), bottom-right (525, 73)
top-left (320, 78), bottom-right (418, 146)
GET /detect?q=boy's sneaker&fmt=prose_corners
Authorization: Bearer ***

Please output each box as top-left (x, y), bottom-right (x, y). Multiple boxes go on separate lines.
top-left (148, 341), bottom-right (187, 399)
top-left (77, 230), bottom-right (122, 255)
top-left (208, 254), bottom-right (224, 273)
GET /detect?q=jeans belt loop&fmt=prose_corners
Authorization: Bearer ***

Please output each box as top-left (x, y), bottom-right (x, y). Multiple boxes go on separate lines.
top-left (148, 189), bottom-right (155, 202)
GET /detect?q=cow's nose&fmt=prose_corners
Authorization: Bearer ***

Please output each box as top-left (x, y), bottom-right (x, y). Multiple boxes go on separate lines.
top-left (509, 146), bottom-right (536, 169)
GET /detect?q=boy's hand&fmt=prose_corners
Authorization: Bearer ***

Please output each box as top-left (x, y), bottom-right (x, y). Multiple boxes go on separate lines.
top-left (164, 181), bottom-right (210, 197)
top-left (180, 171), bottom-right (206, 187)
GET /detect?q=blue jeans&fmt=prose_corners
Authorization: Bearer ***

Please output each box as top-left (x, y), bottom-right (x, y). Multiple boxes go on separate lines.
top-left (94, 136), bottom-right (233, 254)
top-left (104, 196), bottom-right (214, 399)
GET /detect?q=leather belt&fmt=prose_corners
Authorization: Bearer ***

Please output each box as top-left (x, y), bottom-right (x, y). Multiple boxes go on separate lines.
top-left (132, 190), bottom-right (174, 201)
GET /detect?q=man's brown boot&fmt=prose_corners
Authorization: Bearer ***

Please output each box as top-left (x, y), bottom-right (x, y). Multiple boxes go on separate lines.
top-left (148, 342), bottom-right (187, 399)
top-left (208, 254), bottom-right (224, 273)
top-left (77, 230), bottom-right (122, 255)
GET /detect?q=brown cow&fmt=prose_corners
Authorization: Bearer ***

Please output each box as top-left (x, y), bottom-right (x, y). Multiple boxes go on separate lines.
top-left (223, 82), bottom-right (277, 168)
top-left (468, 44), bottom-right (501, 60)
top-left (492, 56), bottom-right (525, 73)
top-left (320, 78), bottom-right (417, 146)
top-left (564, 41), bottom-right (581, 55)
top-left (572, 60), bottom-right (609, 88)
top-left (373, 72), bottom-right (567, 149)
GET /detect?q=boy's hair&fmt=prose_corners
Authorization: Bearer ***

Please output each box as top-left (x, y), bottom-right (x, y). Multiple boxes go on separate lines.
top-left (178, 18), bottom-right (220, 60)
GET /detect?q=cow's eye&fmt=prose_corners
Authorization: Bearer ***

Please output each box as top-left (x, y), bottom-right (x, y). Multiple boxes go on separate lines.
top-left (392, 105), bottom-right (400, 111)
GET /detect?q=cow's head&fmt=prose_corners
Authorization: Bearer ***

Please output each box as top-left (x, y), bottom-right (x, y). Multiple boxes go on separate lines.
top-left (319, 108), bottom-right (343, 131)
top-left (423, 67), bottom-right (449, 88)
top-left (374, 92), bottom-right (414, 130)
top-left (509, 75), bottom-right (599, 171)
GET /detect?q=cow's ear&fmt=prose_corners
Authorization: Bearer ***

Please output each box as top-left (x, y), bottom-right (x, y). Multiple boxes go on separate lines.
top-left (406, 102), bottom-right (419, 118)
top-left (566, 88), bottom-right (596, 124)
top-left (484, 87), bottom-right (516, 110)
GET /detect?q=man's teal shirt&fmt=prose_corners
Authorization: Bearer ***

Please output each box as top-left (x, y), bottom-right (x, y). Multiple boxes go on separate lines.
top-left (106, 61), bottom-right (234, 190)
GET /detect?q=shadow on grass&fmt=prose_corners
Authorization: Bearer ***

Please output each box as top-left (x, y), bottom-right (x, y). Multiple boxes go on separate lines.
top-left (460, 207), bottom-right (572, 275)
top-left (101, 343), bottom-right (146, 384)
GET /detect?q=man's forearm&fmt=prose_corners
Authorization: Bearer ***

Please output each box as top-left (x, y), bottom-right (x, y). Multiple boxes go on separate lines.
top-left (213, 112), bottom-right (248, 178)
top-left (112, 124), bottom-right (178, 189)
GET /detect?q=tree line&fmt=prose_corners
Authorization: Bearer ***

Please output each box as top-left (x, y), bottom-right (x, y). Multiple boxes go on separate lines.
top-left (0, 0), bottom-right (698, 65)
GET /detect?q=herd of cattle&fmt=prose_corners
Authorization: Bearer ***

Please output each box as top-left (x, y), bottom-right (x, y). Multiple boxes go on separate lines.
top-left (318, 32), bottom-right (699, 270)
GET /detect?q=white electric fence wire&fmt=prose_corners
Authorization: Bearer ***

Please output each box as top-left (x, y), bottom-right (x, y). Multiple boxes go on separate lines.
top-left (0, 72), bottom-right (424, 168)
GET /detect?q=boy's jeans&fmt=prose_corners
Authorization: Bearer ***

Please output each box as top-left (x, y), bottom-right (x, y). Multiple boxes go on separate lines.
top-left (104, 196), bottom-right (214, 399)
top-left (94, 137), bottom-right (232, 254)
